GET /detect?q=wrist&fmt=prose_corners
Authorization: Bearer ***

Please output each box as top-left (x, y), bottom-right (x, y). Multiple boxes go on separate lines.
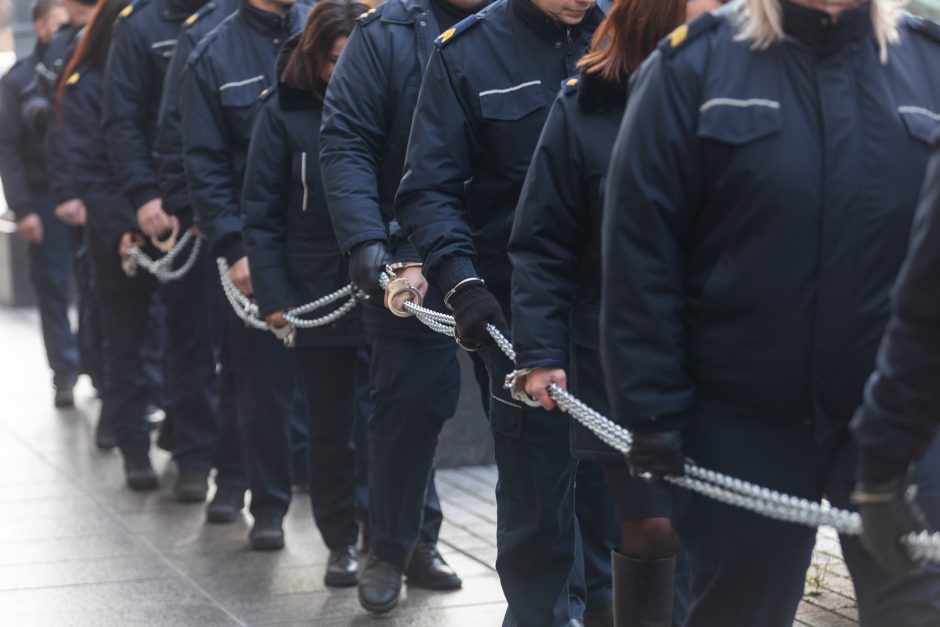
top-left (858, 447), bottom-right (912, 486)
top-left (435, 256), bottom-right (479, 293)
top-left (444, 277), bottom-right (486, 310)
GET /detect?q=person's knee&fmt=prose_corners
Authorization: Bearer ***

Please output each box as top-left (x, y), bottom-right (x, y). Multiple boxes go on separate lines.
top-left (620, 517), bottom-right (677, 559)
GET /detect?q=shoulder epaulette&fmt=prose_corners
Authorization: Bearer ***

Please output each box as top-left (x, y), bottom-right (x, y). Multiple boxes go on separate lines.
top-left (65, 71), bottom-right (81, 85)
top-left (904, 13), bottom-right (940, 45)
top-left (259, 85), bottom-right (276, 101)
top-left (356, 6), bottom-right (380, 25)
top-left (184, 2), bottom-right (213, 27)
top-left (561, 75), bottom-right (580, 96)
top-left (434, 14), bottom-right (483, 47)
top-left (118, 0), bottom-right (150, 20)
top-left (657, 12), bottom-right (720, 57)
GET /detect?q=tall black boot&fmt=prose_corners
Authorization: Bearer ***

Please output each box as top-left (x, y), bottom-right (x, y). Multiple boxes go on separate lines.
top-left (611, 551), bottom-right (676, 627)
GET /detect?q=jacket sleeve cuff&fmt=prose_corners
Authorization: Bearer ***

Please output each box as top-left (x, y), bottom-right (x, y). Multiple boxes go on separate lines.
top-left (341, 230), bottom-right (388, 255)
top-left (628, 410), bottom-right (692, 434)
top-left (857, 445), bottom-right (912, 485)
top-left (434, 256), bottom-right (479, 293)
top-left (514, 349), bottom-right (568, 372)
top-left (129, 186), bottom-right (161, 212)
top-left (218, 235), bottom-right (246, 265)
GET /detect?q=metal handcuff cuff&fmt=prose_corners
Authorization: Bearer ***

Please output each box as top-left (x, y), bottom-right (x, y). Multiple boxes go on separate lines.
top-left (151, 221), bottom-right (179, 252)
top-left (384, 262), bottom-right (424, 317)
top-left (504, 368), bottom-right (544, 408)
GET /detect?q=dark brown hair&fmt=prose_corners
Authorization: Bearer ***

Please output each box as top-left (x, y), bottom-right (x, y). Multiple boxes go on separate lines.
top-left (56, 0), bottom-right (129, 108)
top-left (579, 0), bottom-right (685, 82)
top-left (281, 0), bottom-right (367, 102)
top-left (31, 0), bottom-right (63, 22)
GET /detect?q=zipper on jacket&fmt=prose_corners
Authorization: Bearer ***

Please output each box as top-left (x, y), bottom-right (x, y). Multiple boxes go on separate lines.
top-left (301, 151), bottom-right (309, 211)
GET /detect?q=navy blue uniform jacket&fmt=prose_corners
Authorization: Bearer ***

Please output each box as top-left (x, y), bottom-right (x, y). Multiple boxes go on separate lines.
top-left (181, 0), bottom-right (308, 264)
top-left (599, 7), bottom-right (940, 437)
top-left (0, 43), bottom-right (49, 219)
top-left (394, 0), bottom-right (603, 303)
top-left (61, 66), bottom-right (152, 290)
top-left (154, 0), bottom-right (238, 219)
top-left (852, 141), bottom-right (940, 475)
top-left (103, 0), bottom-right (208, 211)
top-left (242, 37), bottom-right (363, 346)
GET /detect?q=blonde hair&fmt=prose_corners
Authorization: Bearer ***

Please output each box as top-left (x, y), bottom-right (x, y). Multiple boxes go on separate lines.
top-left (734, 0), bottom-right (904, 62)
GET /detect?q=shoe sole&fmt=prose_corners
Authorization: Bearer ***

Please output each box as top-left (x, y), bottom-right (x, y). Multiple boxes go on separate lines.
top-left (250, 538), bottom-right (285, 551)
top-left (358, 587), bottom-right (400, 614)
top-left (174, 490), bottom-right (208, 503)
top-left (206, 510), bottom-right (240, 524)
top-left (324, 572), bottom-right (359, 588)
top-left (404, 575), bottom-right (463, 591)
top-left (127, 478), bottom-right (159, 491)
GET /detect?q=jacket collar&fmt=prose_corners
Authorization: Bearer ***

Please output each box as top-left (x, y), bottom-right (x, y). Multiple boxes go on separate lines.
top-left (577, 71), bottom-right (625, 114)
top-left (380, 0), bottom-right (432, 24)
top-left (240, 0), bottom-right (296, 36)
top-left (781, 0), bottom-right (873, 56)
top-left (510, 0), bottom-right (595, 44)
top-left (166, 0), bottom-right (208, 20)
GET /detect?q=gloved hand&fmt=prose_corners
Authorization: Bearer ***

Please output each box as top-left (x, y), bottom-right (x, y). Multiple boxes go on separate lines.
top-left (349, 240), bottom-right (391, 298)
top-left (447, 282), bottom-right (508, 350)
top-left (627, 429), bottom-right (685, 479)
top-left (852, 470), bottom-right (929, 575)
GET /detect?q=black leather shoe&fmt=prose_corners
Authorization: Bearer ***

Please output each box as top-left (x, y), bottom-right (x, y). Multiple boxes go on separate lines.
top-left (123, 451), bottom-right (159, 491)
top-left (95, 416), bottom-right (117, 450)
top-left (54, 387), bottom-right (74, 408)
top-left (206, 486), bottom-right (245, 523)
top-left (325, 546), bottom-right (360, 587)
top-left (404, 541), bottom-right (462, 590)
top-left (173, 466), bottom-right (208, 503)
top-left (249, 517), bottom-right (285, 551)
top-left (358, 554), bottom-right (402, 614)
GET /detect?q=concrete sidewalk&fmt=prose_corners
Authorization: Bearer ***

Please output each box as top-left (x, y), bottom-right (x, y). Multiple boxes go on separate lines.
top-left (0, 305), bottom-right (857, 625)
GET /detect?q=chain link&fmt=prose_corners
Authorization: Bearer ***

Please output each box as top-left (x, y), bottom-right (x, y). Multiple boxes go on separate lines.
top-left (123, 231), bottom-right (202, 283)
top-left (389, 289), bottom-right (940, 564)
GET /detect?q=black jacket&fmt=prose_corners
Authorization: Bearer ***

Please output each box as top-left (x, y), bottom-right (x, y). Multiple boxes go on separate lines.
top-left (103, 0), bottom-right (208, 211)
top-left (181, 0), bottom-right (308, 264)
top-left (242, 38), bottom-right (363, 346)
top-left (154, 0), bottom-right (238, 219)
top-left (851, 142), bottom-right (940, 476)
top-left (394, 0), bottom-right (603, 304)
top-left (36, 24), bottom-right (82, 205)
top-left (0, 42), bottom-right (49, 219)
top-left (509, 72), bottom-right (624, 461)
top-left (61, 65), bottom-right (151, 289)
top-left (320, 0), bottom-right (449, 260)
top-left (600, 6), bottom-right (940, 436)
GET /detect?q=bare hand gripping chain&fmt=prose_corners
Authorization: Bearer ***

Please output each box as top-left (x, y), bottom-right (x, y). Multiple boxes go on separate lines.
top-left (216, 258), bottom-right (362, 346)
top-left (378, 274), bottom-right (940, 565)
top-left (122, 230), bottom-right (203, 283)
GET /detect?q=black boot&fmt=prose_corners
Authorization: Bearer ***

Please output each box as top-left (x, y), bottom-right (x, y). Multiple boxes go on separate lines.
top-left (95, 415), bottom-right (117, 450)
top-left (54, 386), bottom-right (75, 408)
top-left (249, 517), bottom-right (285, 550)
top-left (325, 546), bottom-right (360, 587)
top-left (612, 551), bottom-right (675, 627)
top-left (404, 541), bottom-right (462, 590)
top-left (173, 466), bottom-right (208, 503)
top-left (358, 554), bottom-right (402, 614)
top-left (123, 451), bottom-right (159, 491)
top-left (206, 486), bottom-right (245, 523)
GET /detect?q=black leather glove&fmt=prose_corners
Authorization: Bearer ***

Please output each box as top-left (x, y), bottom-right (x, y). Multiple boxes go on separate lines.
top-left (348, 240), bottom-right (391, 298)
top-left (447, 282), bottom-right (508, 350)
top-left (852, 470), bottom-right (928, 575)
top-left (627, 429), bottom-right (685, 479)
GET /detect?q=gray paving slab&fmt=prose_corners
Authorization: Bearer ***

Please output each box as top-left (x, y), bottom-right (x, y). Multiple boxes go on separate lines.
top-left (0, 304), bottom-right (862, 625)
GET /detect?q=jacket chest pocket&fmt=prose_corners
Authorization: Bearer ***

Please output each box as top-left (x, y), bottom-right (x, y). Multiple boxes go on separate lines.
top-left (898, 106), bottom-right (940, 147)
top-left (479, 80), bottom-right (548, 122)
top-left (697, 98), bottom-right (782, 145)
top-left (150, 39), bottom-right (177, 60)
top-left (219, 77), bottom-right (266, 143)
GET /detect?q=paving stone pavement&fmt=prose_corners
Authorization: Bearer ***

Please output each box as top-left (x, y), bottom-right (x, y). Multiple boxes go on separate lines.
top-left (0, 305), bottom-right (858, 625)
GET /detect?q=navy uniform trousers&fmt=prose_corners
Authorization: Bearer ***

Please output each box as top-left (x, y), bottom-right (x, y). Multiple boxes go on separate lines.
top-left (480, 344), bottom-right (616, 627)
top-left (675, 413), bottom-right (940, 627)
top-left (364, 300), bottom-right (458, 568)
top-left (26, 195), bottom-right (80, 391)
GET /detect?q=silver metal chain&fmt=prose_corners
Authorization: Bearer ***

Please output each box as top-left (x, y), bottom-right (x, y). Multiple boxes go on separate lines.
top-left (216, 258), bottom-right (360, 345)
top-left (389, 288), bottom-right (940, 564)
top-left (123, 231), bottom-right (202, 283)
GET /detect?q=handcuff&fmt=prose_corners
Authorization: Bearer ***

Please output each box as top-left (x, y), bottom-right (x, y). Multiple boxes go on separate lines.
top-left (504, 368), bottom-right (543, 408)
top-left (150, 221), bottom-right (179, 252)
top-left (383, 262), bottom-right (424, 318)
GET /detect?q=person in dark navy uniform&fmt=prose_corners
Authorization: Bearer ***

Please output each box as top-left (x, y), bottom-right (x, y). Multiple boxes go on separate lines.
top-left (510, 2), bottom-right (726, 624)
top-left (180, 0), bottom-right (311, 548)
top-left (102, 0), bottom-right (250, 516)
top-left (600, 1), bottom-right (940, 625)
top-left (392, 0), bottom-right (612, 623)
top-left (242, 0), bottom-right (369, 581)
top-left (319, 0), bottom-right (489, 613)
top-left (0, 0), bottom-right (79, 409)
top-left (56, 0), bottom-right (164, 490)
top-left (850, 139), bottom-right (940, 576)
